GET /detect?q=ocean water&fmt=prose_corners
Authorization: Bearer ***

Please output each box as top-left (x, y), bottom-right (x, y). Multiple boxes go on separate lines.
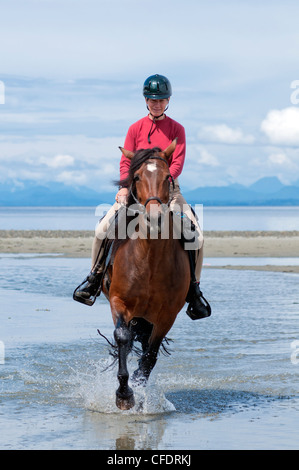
top-left (0, 205), bottom-right (299, 231)
top-left (0, 254), bottom-right (299, 450)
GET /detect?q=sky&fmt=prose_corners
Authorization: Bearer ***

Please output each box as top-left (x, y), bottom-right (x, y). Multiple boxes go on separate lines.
top-left (1, 0), bottom-right (299, 192)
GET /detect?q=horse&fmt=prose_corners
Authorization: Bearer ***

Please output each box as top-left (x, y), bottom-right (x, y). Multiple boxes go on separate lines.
top-left (102, 139), bottom-right (190, 410)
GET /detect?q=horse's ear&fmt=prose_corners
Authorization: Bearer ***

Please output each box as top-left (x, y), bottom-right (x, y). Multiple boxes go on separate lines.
top-left (160, 138), bottom-right (177, 160)
top-left (119, 147), bottom-right (134, 160)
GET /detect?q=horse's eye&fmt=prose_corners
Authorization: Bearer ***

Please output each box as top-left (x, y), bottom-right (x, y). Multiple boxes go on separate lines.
top-left (134, 175), bottom-right (140, 182)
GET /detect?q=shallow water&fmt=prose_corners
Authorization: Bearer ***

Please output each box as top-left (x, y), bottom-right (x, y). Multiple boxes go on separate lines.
top-left (1, 206), bottom-right (299, 231)
top-left (0, 255), bottom-right (299, 449)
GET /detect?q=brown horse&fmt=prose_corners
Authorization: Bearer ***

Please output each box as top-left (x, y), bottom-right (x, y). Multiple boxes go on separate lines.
top-left (102, 139), bottom-right (190, 410)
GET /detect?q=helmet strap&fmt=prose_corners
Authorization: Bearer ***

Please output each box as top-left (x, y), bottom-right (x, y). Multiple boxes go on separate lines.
top-left (146, 104), bottom-right (169, 144)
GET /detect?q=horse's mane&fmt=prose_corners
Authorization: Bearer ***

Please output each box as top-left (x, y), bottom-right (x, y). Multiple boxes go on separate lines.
top-left (115, 147), bottom-right (162, 205)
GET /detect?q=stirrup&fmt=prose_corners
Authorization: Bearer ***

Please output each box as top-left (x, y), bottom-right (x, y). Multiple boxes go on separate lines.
top-left (73, 272), bottom-right (103, 306)
top-left (186, 291), bottom-right (211, 320)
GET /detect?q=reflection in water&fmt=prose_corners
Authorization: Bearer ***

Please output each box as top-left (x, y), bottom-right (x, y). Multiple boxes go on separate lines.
top-left (83, 410), bottom-right (168, 450)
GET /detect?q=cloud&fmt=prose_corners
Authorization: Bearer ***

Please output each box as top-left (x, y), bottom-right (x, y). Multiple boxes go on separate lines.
top-left (56, 170), bottom-right (88, 186)
top-left (39, 154), bottom-right (74, 168)
top-left (0, 112), bottom-right (60, 124)
top-left (261, 107), bottom-right (299, 145)
top-left (197, 147), bottom-right (220, 167)
top-left (198, 124), bottom-right (255, 144)
top-left (267, 152), bottom-right (292, 166)
top-left (0, 134), bottom-right (125, 191)
top-left (249, 146), bottom-right (299, 185)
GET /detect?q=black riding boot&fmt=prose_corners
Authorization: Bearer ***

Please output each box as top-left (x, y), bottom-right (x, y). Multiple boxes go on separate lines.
top-left (73, 270), bottom-right (103, 305)
top-left (186, 282), bottom-right (211, 320)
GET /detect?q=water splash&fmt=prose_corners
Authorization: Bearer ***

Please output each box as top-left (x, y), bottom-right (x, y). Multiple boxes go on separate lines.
top-left (70, 358), bottom-right (175, 415)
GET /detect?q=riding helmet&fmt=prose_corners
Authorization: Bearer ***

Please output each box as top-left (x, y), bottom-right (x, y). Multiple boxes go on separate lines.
top-left (143, 74), bottom-right (172, 99)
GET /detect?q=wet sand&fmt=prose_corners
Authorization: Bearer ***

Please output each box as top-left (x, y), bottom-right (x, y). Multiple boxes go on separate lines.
top-left (0, 230), bottom-right (298, 273)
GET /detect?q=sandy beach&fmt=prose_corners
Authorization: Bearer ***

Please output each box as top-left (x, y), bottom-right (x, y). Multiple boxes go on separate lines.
top-left (0, 230), bottom-right (298, 273)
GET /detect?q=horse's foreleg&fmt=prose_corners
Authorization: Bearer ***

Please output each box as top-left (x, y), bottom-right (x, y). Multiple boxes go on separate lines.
top-left (132, 338), bottom-right (161, 386)
top-left (114, 316), bottom-right (135, 410)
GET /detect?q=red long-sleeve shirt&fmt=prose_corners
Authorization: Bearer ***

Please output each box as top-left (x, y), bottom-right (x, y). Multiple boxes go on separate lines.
top-left (120, 115), bottom-right (186, 181)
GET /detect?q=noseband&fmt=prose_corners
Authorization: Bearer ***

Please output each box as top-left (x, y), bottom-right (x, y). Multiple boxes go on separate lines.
top-left (129, 156), bottom-right (175, 209)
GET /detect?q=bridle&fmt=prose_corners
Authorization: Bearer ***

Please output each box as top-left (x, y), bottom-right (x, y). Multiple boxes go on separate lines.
top-left (129, 156), bottom-right (175, 210)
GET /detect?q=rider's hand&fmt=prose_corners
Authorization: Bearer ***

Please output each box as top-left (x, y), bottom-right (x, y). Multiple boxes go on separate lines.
top-left (116, 187), bottom-right (128, 204)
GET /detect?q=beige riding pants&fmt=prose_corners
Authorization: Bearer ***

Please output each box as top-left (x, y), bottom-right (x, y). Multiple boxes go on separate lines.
top-left (91, 180), bottom-right (204, 281)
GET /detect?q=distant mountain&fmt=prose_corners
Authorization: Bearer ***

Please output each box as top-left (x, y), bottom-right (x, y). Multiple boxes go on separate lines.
top-left (249, 176), bottom-right (285, 194)
top-left (0, 177), bottom-right (298, 206)
top-left (183, 177), bottom-right (299, 206)
top-left (0, 181), bottom-right (116, 207)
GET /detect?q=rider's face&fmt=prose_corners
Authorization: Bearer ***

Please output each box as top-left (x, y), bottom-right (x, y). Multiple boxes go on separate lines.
top-left (146, 98), bottom-right (170, 118)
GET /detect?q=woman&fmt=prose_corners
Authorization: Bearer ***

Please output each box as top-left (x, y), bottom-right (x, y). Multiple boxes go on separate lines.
top-left (74, 74), bottom-right (211, 320)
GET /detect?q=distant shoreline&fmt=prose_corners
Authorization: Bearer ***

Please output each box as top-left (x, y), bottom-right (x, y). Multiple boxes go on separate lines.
top-left (1, 230), bottom-right (298, 273)
top-left (1, 229), bottom-right (299, 241)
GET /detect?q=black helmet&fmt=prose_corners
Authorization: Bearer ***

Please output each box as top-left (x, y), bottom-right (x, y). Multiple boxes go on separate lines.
top-left (143, 74), bottom-right (172, 99)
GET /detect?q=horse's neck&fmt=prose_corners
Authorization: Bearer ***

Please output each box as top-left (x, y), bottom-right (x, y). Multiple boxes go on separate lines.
top-left (138, 236), bottom-right (176, 252)
top-left (135, 219), bottom-right (177, 257)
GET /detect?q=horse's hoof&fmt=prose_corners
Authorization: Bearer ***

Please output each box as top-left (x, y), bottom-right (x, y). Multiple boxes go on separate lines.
top-left (116, 389), bottom-right (135, 410)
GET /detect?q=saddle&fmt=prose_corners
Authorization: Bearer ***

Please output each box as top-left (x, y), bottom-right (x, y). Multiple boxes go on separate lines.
top-left (102, 210), bottom-right (198, 303)
top-left (73, 207), bottom-right (197, 306)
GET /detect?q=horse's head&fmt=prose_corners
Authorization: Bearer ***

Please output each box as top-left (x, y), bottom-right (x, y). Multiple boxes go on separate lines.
top-left (119, 139), bottom-right (177, 236)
